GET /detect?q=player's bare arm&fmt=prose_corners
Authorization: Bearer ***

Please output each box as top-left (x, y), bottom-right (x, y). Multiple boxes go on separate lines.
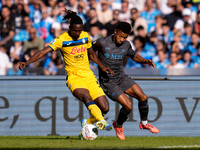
top-left (132, 53), bottom-right (155, 68)
top-left (19, 47), bottom-right (52, 70)
top-left (88, 48), bottom-right (114, 75)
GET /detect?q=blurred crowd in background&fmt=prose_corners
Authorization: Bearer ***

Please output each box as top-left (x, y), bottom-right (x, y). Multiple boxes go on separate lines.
top-left (1, 0), bottom-right (200, 75)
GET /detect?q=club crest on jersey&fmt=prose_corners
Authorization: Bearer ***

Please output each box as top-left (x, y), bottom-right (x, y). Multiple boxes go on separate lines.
top-left (82, 38), bottom-right (86, 44)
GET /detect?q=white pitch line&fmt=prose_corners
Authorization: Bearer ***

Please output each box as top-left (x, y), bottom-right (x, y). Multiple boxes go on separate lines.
top-left (155, 145), bottom-right (200, 149)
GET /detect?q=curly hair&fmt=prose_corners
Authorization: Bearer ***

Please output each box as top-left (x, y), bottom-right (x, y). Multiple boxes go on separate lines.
top-left (115, 22), bottom-right (132, 34)
top-left (62, 9), bottom-right (83, 26)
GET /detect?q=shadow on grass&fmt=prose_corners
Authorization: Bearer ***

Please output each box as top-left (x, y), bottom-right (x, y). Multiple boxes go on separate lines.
top-left (1, 136), bottom-right (81, 140)
top-left (0, 148), bottom-right (198, 150)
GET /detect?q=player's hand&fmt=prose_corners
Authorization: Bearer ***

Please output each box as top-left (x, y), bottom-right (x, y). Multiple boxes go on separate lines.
top-left (147, 60), bottom-right (155, 68)
top-left (102, 66), bottom-right (114, 76)
top-left (18, 62), bottom-right (27, 70)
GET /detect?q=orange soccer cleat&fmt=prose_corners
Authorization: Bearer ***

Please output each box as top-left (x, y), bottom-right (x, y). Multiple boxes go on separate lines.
top-left (139, 123), bottom-right (159, 133)
top-left (112, 121), bottom-right (125, 140)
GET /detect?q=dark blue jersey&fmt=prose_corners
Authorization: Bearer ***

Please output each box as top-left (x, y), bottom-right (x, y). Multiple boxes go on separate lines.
top-left (93, 35), bottom-right (135, 82)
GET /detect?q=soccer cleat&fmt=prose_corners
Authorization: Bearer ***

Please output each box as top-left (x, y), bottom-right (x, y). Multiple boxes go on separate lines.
top-left (78, 131), bottom-right (84, 140)
top-left (139, 123), bottom-right (159, 133)
top-left (78, 119), bottom-right (87, 140)
top-left (96, 120), bottom-right (112, 131)
top-left (112, 121), bottom-right (125, 140)
top-left (81, 119), bottom-right (87, 127)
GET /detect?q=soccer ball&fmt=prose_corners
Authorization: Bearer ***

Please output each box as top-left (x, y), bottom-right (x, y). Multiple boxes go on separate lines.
top-left (81, 124), bottom-right (98, 140)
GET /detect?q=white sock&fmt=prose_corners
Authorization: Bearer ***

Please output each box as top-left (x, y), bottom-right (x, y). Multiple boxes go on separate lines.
top-left (141, 120), bottom-right (148, 125)
top-left (100, 120), bottom-right (106, 122)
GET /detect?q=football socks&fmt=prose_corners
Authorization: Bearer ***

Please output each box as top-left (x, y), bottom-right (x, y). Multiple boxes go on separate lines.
top-left (86, 102), bottom-right (105, 122)
top-left (138, 100), bottom-right (149, 121)
top-left (116, 107), bottom-right (131, 126)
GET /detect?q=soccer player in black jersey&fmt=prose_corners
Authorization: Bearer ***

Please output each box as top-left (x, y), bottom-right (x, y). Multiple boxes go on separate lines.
top-left (93, 22), bottom-right (159, 140)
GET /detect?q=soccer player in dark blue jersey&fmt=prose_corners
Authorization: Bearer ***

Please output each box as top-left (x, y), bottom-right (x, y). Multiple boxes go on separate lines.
top-left (93, 22), bottom-right (159, 140)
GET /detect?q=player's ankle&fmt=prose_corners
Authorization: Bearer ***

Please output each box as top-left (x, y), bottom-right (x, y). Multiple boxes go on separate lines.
top-left (116, 122), bottom-right (122, 128)
top-left (100, 120), bottom-right (106, 122)
top-left (141, 120), bottom-right (148, 125)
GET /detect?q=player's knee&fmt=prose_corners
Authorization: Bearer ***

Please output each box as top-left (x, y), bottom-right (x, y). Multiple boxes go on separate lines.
top-left (124, 104), bottom-right (132, 112)
top-left (101, 106), bottom-right (109, 115)
top-left (127, 105), bottom-right (132, 112)
top-left (81, 93), bottom-right (93, 103)
top-left (140, 94), bottom-right (148, 102)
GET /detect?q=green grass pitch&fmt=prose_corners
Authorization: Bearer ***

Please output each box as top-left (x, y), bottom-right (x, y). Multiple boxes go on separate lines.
top-left (0, 136), bottom-right (200, 149)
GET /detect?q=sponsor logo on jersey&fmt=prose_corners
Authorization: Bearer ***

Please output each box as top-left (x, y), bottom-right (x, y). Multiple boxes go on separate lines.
top-left (74, 54), bottom-right (84, 60)
top-left (105, 47), bottom-right (110, 50)
top-left (104, 53), bottom-right (110, 58)
top-left (51, 40), bottom-right (56, 45)
top-left (110, 54), bottom-right (124, 59)
top-left (104, 53), bottom-right (124, 59)
top-left (69, 46), bottom-right (86, 55)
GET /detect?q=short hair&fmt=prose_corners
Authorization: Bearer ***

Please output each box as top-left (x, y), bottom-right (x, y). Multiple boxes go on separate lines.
top-left (1, 6), bottom-right (10, 10)
top-left (133, 36), bottom-right (146, 48)
top-left (131, 8), bottom-right (138, 12)
top-left (191, 32), bottom-right (199, 36)
top-left (13, 59), bottom-right (19, 65)
top-left (184, 50), bottom-right (191, 55)
top-left (197, 43), bottom-right (200, 49)
top-left (158, 40), bottom-right (168, 52)
top-left (155, 15), bottom-right (162, 20)
top-left (113, 9), bottom-right (120, 14)
top-left (169, 52), bottom-right (178, 57)
top-left (157, 49), bottom-right (167, 55)
top-left (162, 23), bottom-right (169, 27)
top-left (184, 22), bottom-right (191, 28)
top-left (136, 25), bottom-right (144, 31)
top-left (115, 22), bottom-right (131, 34)
top-left (150, 31), bottom-right (157, 37)
top-left (174, 31), bottom-right (182, 37)
top-left (62, 9), bottom-right (83, 26)
top-left (90, 8), bottom-right (96, 11)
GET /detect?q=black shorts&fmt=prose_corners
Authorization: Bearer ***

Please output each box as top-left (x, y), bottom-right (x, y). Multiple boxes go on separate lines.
top-left (100, 75), bottom-right (136, 101)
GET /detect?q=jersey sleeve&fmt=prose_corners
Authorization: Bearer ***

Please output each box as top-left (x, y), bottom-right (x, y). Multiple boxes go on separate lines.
top-left (87, 33), bottom-right (92, 50)
top-left (127, 42), bottom-right (136, 57)
top-left (92, 39), bottom-right (101, 52)
top-left (48, 37), bottom-right (62, 51)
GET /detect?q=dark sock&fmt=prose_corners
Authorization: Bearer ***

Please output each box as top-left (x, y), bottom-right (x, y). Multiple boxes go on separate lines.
top-left (116, 107), bottom-right (131, 126)
top-left (138, 100), bottom-right (149, 121)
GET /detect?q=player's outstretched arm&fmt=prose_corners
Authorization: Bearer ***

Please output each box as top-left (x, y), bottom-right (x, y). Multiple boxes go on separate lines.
top-left (132, 53), bottom-right (155, 68)
top-left (88, 48), bottom-right (114, 75)
top-left (19, 47), bottom-right (52, 70)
